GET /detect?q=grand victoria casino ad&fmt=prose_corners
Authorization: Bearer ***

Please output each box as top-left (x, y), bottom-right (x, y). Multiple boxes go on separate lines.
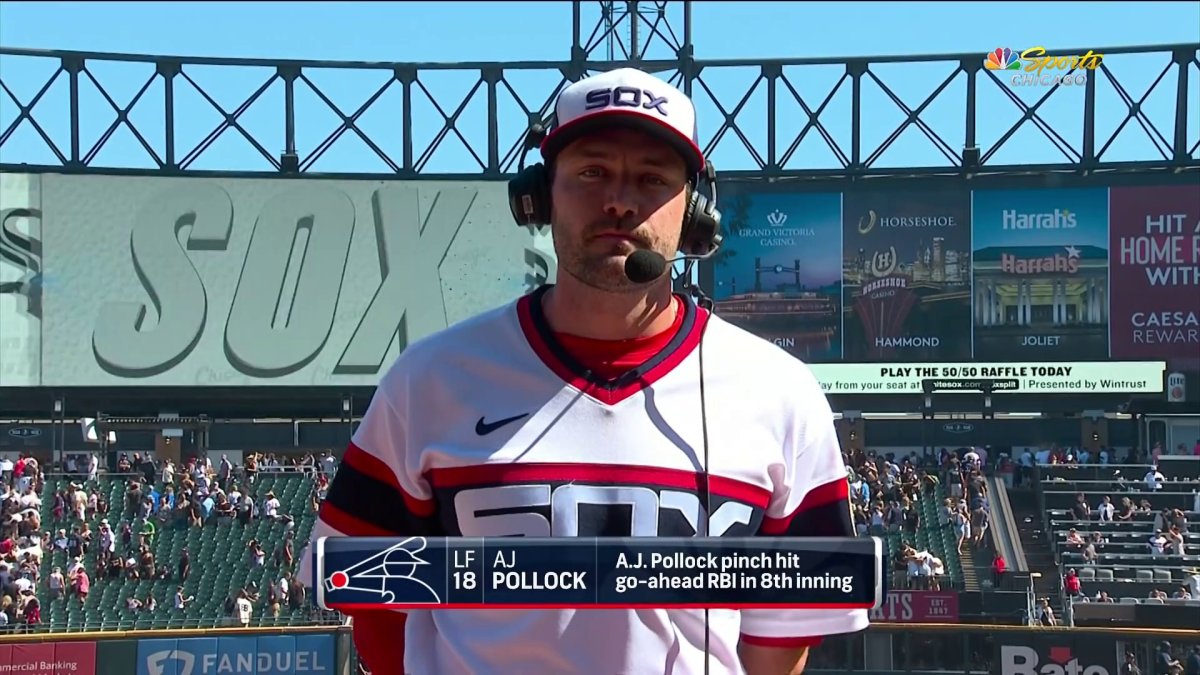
top-left (710, 189), bottom-right (845, 363)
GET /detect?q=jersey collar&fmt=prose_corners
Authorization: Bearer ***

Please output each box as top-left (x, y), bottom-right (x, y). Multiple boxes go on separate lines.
top-left (516, 285), bottom-right (708, 406)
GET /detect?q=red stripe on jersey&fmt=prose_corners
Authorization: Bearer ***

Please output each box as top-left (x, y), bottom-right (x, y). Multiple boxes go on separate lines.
top-left (758, 478), bottom-right (850, 536)
top-left (318, 501), bottom-right (397, 537)
top-left (426, 462), bottom-right (772, 508)
top-left (345, 442), bottom-right (435, 518)
top-left (739, 634), bottom-right (824, 648)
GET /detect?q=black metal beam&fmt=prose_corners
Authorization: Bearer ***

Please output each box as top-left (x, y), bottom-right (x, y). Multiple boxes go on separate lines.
top-left (2, 14), bottom-right (1194, 179)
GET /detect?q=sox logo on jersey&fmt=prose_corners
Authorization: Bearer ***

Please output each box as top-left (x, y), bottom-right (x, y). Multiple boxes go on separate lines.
top-left (451, 483), bottom-right (759, 537)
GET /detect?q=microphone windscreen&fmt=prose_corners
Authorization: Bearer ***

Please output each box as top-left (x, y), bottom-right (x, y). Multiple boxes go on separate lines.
top-left (624, 249), bottom-right (668, 283)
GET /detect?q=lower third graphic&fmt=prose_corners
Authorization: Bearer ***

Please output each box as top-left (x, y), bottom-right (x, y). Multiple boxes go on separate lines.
top-left (325, 536), bottom-right (442, 604)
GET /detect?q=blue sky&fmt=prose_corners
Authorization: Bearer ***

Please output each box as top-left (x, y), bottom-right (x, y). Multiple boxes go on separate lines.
top-left (0, 1), bottom-right (1197, 174)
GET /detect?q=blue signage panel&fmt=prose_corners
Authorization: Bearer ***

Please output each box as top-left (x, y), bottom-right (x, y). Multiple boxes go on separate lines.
top-left (136, 634), bottom-right (334, 675)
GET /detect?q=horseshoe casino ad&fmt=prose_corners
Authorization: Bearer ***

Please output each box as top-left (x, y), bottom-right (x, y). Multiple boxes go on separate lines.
top-left (708, 188), bottom-right (844, 362)
top-left (841, 188), bottom-right (973, 361)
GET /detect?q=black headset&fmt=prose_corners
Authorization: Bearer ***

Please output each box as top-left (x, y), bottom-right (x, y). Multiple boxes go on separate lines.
top-left (507, 124), bottom-right (723, 257)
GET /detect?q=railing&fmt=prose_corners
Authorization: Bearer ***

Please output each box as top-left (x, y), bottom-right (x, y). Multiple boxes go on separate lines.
top-left (1, 42), bottom-right (1196, 179)
top-left (5, 611), bottom-right (345, 635)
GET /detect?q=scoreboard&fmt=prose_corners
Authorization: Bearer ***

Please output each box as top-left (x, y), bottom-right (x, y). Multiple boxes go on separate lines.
top-left (316, 536), bottom-right (883, 611)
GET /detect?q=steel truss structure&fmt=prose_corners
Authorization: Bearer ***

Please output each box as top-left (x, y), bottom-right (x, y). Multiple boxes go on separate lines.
top-left (1, 1), bottom-right (1197, 180)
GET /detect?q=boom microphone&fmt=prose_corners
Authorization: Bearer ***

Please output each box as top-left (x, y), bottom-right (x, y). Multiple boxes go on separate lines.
top-left (624, 249), bottom-right (669, 283)
top-left (624, 246), bottom-right (722, 284)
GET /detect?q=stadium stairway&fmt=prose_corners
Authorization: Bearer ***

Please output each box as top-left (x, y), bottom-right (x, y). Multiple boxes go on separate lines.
top-left (1008, 488), bottom-right (1062, 619)
top-left (958, 547), bottom-right (979, 591)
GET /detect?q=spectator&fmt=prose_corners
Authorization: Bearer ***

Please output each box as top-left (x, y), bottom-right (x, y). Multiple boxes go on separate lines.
top-left (1142, 466), bottom-right (1161, 492)
top-left (992, 553), bottom-right (1006, 589)
top-left (235, 589), bottom-right (253, 627)
top-left (1066, 528), bottom-right (1086, 551)
top-left (1064, 568), bottom-right (1083, 598)
top-left (1157, 642), bottom-right (1182, 675)
top-left (1035, 598), bottom-right (1056, 626)
top-left (178, 547), bottom-right (190, 581)
top-left (174, 586), bottom-right (194, 610)
top-left (1116, 497), bottom-right (1135, 521)
top-left (1185, 646), bottom-right (1199, 675)
top-left (1071, 492), bottom-right (1091, 521)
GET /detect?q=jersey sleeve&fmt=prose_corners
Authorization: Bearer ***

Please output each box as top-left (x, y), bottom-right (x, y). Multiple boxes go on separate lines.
top-left (297, 376), bottom-right (443, 597)
top-left (739, 369), bottom-right (870, 648)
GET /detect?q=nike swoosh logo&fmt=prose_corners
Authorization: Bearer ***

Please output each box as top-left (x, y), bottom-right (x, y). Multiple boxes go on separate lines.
top-left (475, 413), bottom-right (530, 436)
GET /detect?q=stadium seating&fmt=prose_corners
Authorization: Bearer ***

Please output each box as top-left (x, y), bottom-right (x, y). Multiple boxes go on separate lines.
top-left (1037, 462), bottom-right (1200, 617)
top-left (876, 476), bottom-right (967, 589)
top-left (37, 469), bottom-right (324, 630)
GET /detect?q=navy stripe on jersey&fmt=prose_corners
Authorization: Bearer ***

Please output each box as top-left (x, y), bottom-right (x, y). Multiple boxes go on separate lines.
top-left (518, 285), bottom-right (708, 406)
top-left (758, 478), bottom-right (854, 537)
top-left (424, 462), bottom-right (770, 538)
top-left (321, 442), bottom-right (442, 536)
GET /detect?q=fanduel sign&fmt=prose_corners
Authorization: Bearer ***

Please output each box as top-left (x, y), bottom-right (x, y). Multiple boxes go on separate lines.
top-left (4, 173), bottom-right (556, 387)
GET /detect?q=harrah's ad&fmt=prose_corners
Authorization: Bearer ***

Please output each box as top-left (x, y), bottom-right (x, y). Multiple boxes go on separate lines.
top-left (842, 188), bottom-right (972, 361)
top-left (1108, 184), bottom-right (1200, 371)
top-left (971, 187), bottom-right (1110, 361)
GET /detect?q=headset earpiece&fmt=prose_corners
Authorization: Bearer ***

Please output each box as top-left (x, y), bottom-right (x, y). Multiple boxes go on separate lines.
top-left (508, 162), bottom-right (551, 228)
top-left (509, 125), bottom-right (552, 228)
top-left (680, 165), bottom-right (722, 256)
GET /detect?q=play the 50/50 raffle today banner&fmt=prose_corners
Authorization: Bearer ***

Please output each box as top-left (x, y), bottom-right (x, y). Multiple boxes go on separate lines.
top-left (0, 172), bottom-right (1192, 396)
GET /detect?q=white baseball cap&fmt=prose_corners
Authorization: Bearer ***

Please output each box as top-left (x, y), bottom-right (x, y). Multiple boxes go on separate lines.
top-left (540, 67), bottom-right (705, 175)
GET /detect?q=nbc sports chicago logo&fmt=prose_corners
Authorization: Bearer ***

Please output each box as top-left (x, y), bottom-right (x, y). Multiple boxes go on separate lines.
top-left (985, 46), bottom-right (1103, 87)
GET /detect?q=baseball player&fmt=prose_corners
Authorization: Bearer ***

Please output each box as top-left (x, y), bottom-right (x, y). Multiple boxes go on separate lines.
top-left (302, 66), bottom-right (868, 674)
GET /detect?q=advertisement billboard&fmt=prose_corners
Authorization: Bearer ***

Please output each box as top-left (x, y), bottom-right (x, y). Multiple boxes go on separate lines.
top-left (869, 591), bottom-right (958, 622)
top-left (0, 173), bottom-right (553, 387)
top-left (1, 171), bottom-right (1187, 398)
top-left (135, 634), bottom-right (333, 675)
top-left (1108, 184), bottom-right (1200, 372)
top-left (0, 640), bottom-right (97, 675)
top-left (807, 361), bottom-right (1164, 394)
top-left (993, 633), bottom-right (1125, 675)
top-left (842, 187), bottom-right (972, 361)
top-left (710, 188), bottom-right (843, 362)
top-left (971, 187), bottom-right (1110, 361)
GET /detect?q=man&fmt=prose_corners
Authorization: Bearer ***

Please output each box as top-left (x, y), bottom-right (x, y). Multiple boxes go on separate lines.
top-left (302, 67), bottom-right (867, 674)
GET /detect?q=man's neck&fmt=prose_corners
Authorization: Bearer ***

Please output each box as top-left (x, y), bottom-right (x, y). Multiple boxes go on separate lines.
top-left (541, 274), bottom-right (677, 340)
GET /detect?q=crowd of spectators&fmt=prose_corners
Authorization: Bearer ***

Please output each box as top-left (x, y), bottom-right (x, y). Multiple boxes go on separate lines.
top-left (23, 449), bottom-right (339, 630)
top-left (844, 445), bottom-right (996, 591)
top-left (0, 454), bottom-right (44, 631)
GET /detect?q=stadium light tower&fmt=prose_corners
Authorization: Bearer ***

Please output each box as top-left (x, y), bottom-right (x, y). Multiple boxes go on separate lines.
top-left (572, 1), bottom-right (692, 70)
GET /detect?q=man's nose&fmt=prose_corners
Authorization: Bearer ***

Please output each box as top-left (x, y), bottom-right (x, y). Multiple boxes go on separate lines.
top-left (603, 181), bottom-right (640, 221)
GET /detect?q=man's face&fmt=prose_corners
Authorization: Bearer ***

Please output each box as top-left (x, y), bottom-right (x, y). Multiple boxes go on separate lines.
top-left (549, 126), bottom-right (690, 291)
